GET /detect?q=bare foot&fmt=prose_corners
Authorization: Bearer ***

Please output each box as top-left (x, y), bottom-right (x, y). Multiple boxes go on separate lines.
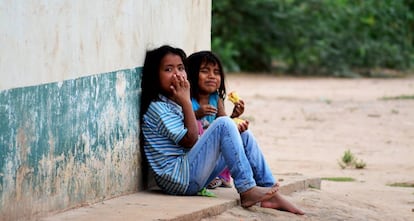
top-left (261, 192), bottom-right (305, 215)
top-left (240, 185), bottom-right (278, 208)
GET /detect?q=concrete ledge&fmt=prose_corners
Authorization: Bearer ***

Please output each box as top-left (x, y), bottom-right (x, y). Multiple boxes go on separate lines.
top-left (42, 175), bottom-right (320, 221)
top-left (278, 175), bottom-right (321, 195)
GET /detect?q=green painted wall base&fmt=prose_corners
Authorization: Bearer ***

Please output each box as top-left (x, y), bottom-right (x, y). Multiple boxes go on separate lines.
top-left (0, 67), bottom-right (142, 220)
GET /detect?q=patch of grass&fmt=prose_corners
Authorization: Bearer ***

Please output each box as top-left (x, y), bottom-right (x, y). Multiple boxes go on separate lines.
top-left (380, 94), bottom-right (414, 100)
top-left (354, 159), bottom-right (367, 169)
top-left (322, 177), bottom-right (356, 182)
top-left (388, 182), bottom-right (414, 188)
top-left (342, 150), bottom-right (354, 165)
top-left (338, 149), bottom-right (367, 169)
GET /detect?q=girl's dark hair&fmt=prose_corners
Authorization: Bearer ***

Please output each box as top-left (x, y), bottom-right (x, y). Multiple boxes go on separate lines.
top-left (140, 45), bottom-right (186, 118)
top-left (139, 45), bottom-right (186, 188)
top-left (185, 51), bottom-right (226, 100)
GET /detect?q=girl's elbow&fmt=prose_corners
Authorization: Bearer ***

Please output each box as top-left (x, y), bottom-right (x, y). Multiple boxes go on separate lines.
top-left (188, 135), bottom-right (198, 147)
top-left (180, 134), bottom-right (198, 148)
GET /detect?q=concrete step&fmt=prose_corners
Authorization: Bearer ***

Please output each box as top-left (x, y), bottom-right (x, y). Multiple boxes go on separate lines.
top-left (41, 174), bottom-right (320, 221)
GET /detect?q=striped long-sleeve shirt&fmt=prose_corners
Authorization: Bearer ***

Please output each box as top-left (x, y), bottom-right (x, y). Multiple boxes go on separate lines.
top-left (142, 94), bottom-right (190, 195)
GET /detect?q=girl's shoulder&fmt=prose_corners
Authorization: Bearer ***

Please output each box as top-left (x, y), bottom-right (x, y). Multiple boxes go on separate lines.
top-left (148, 95), bottom-right (182, 115)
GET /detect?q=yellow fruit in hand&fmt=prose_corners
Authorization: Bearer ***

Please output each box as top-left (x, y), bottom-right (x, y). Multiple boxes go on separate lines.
top-left (232, 117), bottom-right (245, 125)
top-left (228, 91), bottom-right (241, 104)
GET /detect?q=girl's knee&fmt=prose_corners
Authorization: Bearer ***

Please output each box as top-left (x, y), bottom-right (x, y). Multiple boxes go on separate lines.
top-left (241, 129), bottom-right (252, 137)
top-left (215, 116), bottom-right (236, 128)
top-left (208, 117), bottom-right (239, 135)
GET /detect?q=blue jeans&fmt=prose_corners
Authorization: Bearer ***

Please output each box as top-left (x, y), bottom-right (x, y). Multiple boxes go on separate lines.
top-left (185, 116), bottom-right (275, 195)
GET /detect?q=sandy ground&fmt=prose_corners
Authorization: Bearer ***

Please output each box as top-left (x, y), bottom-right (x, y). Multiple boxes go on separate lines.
top-left (202, 74), bottom-right (414, 221)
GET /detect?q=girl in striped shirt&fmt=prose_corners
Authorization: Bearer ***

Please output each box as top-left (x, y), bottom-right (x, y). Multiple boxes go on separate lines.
top-left (140, 45), bottom-right (304, 215)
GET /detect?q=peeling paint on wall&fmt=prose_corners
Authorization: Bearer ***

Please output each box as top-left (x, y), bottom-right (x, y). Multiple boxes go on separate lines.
top-left (0, 67), bottom-right (142, 220)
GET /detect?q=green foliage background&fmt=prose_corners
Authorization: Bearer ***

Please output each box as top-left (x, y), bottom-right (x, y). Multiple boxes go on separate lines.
top-left (212, 0), bottom-right (414, 77)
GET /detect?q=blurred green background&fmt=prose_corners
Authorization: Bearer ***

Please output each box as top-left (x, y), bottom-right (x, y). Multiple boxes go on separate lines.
top-left (212, 0), bottom-right (414, 77)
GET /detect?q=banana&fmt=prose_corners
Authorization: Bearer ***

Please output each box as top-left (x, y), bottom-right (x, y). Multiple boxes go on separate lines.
top-left (232, 117), bottom-right (245, 125)
top-left (228, 91), bottom-right (240, 104)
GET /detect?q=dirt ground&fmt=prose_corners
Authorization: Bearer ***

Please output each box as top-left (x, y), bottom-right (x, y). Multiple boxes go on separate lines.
top-left (203, 74), bottom-right (414, 221)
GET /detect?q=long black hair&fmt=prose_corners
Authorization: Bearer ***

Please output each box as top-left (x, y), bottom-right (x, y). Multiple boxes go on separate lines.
top-left (140, 45), bottom-right (187, 118)
top-left (185, 51), bottom-right (226, 100)
top-left (139, 45), bottom-right (186, 188)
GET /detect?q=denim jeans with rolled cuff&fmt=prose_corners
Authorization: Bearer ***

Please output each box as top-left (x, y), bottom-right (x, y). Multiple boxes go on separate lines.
top-left (185, 116), bottom-right (276, 195)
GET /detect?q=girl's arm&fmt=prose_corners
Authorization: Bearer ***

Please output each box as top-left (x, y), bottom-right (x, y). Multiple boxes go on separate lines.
top-left (180, 99), bottom-right (199, 147)
top-left (195, 104), bottom-right (217, 119)
top-left (216, 98), bottom-right (226, 117)
top-left (218, 97), bottom-right (248, 132)
top-left (230, 100), bottom-right (245, 118)
top-left (170, 74), bottom-right (198, 147)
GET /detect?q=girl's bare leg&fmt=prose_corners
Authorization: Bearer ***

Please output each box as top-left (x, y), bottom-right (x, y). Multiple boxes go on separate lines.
top-left (260, 192), bottom-right (305, 215)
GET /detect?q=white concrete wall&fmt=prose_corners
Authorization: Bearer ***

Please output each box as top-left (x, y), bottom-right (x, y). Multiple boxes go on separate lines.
top-left (0, 0), bottom-right (211, 90)
top-left (0, 1), bottom-right (211, 220)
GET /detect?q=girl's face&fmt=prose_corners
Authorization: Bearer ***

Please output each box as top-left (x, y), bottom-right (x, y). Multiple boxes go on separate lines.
top-left (198, 62), bottom-right (221, 94)
top-left (159, 53), bottom-right (186, 95)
